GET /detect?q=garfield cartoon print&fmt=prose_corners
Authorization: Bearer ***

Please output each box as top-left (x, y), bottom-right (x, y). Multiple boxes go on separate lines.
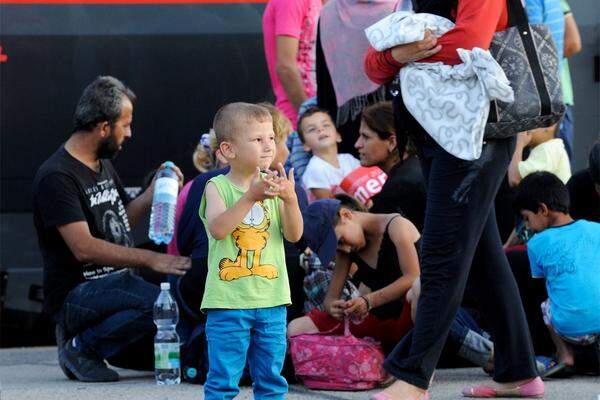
top-left (219, 201), bottom-right (279, 281)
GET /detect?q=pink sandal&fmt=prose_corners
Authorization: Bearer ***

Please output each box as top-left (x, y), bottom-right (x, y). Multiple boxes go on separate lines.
top-left (462, 377), bottom-right (544, 398)
top-left (369, 391), bottom-right (429, 400)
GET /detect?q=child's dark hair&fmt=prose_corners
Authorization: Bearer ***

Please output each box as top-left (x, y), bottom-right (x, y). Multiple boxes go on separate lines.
top-left (332, 194), bottom-right (367, 226)
top-left (297, 106), bottom-right (333, 143)
top-left (513, 172), bottom-right (570, 214)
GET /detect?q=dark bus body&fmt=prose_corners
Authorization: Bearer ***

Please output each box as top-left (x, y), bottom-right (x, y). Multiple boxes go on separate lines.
top-left (0, 0), bottom-right (271, 345)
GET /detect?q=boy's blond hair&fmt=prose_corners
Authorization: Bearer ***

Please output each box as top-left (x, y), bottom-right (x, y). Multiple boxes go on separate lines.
top-left (212, 102), bottom-right (272, 145)
top-left (193, 130), bottom-right (218, 173)
top-left (257, 102), bottom-right (292, 144)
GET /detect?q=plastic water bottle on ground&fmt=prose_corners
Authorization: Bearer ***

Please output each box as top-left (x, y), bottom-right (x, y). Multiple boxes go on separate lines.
top-left (149, 161), bottom-right (179, 245)
top-left (154, 282), bottom-right (181, 385)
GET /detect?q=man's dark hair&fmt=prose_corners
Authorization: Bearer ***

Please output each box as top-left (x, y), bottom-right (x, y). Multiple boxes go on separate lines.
top-left (514, 172), bottom-right (570, 214)
top-left (73, 76), bottom-right (136, 133)
top-left (589, 141), bottom-right (600, 185)
top-left (296, 106), bottom-right (333, 143)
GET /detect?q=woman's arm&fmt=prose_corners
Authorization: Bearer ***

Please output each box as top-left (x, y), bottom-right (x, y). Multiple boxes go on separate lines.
top-left (363, 0), bottom-right (506, 84)
top-left (421, 0), bottom-right (507, 65)
top-left (364, 32), bottom-right (441, 84)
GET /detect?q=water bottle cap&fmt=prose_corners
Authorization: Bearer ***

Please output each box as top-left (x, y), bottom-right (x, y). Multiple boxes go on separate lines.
top-left (164, 161), bottom-right (175, 169)
top-left (160, 282), bottom-right (170, 290)
top-left (186, 367), bottom-right (197, 379)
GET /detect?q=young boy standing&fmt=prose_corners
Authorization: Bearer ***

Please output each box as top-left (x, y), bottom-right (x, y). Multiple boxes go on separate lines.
top-left (298, 107), bottom-right (361, 200)
top-left (515, 172), bottom-right (600, 375)
top-left (200, 103), bottom-right (303, 399)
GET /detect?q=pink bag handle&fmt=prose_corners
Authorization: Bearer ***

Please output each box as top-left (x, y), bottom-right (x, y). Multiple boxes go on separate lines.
top-left (343, 317), bottom-right (351, 337)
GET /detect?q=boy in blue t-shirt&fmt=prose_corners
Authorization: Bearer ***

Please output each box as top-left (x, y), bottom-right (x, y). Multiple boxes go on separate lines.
top-left (514, 172), bottom-right (600, 373)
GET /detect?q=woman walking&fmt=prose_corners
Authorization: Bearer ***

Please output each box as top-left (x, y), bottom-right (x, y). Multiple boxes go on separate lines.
top-left (364, 0), bottom-right (542, 398)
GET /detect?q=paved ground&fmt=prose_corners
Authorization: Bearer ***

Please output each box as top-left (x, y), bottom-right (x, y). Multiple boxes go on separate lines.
top-left (0, 347), bottom-right (597, 400)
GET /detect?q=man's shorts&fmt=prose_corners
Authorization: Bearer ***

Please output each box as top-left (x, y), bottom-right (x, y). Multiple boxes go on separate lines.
top-left (541, 299), bottom-right (599, 345)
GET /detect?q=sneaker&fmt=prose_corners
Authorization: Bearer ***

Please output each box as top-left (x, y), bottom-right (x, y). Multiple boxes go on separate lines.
top-left (58, 337), bottom-right (119, 382)
top-left (55, 324), bottom-right (76, 380)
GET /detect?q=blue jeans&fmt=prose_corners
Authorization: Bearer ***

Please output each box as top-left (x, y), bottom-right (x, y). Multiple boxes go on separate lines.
top-left (558, 105), bottom-right (574, 161)
top-left (448, 308), bottom-right (493, 368)
top-left (56, 272), bottom-right (159, 370)
top-left (204, 306), bottom-right (287, 400)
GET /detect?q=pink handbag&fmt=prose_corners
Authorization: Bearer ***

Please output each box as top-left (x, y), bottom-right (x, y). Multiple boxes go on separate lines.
top-left (289, 318), bottom-right (389, 390)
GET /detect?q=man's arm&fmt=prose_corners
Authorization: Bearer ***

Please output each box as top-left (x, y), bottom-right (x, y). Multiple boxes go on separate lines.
top-left (58, 221), bottom-right (190, 275)
top-left (125, 190), bottom-right (152, 228)
top-left (125, 163), bottom-right (184, 228)
top-left (563, 12), bottom-right (581, 58)
top-left (276, 36), bottom-right (308, 111)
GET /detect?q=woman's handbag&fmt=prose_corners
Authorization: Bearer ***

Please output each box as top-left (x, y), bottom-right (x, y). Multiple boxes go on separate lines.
top-left (289, 318), bottom-right (388, 390)
top-left (485, 0), bottom-right (565, 139)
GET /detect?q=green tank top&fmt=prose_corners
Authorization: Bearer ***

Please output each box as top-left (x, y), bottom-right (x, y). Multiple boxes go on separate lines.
top-left (199, 174), bottom-right (291, 311)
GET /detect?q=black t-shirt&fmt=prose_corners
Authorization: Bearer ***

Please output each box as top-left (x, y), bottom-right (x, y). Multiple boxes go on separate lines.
top-left (370, 156), bottom-right (427, 231)
top-left (567, 169), bottom-right (600, 223)
top-left (32, 146), bottom-right (133, 316)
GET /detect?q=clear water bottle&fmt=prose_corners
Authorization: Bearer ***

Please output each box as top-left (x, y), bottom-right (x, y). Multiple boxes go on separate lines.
top-left (154, 282), bottom-right (181, 385)
top-left (149, 161), bottom-right (179, 244)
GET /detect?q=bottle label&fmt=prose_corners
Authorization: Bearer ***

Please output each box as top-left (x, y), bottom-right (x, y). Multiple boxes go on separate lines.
top-left (154, 177), bottom-right (178, 200)
top-left (154, 343), bottom-right (180, 369)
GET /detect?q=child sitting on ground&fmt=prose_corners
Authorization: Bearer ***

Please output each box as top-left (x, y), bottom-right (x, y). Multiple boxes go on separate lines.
top-left (298, 107), bottom-right (360, 201)
top-left (508, 124), bottom-right (571, 188)
top-left (199, 103), bottom-right (303, 399)
top-left (514, 171), bottom-right (600, 377)
top-left (287, 194), bottom-right (419, 349)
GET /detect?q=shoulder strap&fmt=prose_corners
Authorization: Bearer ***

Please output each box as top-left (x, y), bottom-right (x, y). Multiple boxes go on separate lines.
top-left (384, 214), bottom-right (402, 233)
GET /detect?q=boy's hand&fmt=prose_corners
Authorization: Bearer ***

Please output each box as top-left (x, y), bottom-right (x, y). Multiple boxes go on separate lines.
top-left (246, 168), bottom-right (278, 202)
top-left (273, 163), bottom-right (297, 204)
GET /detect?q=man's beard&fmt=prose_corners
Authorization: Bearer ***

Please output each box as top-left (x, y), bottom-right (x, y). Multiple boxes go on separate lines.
top-left (96, 129), bottom-right (121, 159)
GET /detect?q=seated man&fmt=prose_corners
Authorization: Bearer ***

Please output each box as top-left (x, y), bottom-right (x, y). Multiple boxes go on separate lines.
top-left (32, 76), bottom-right (191, 382)
top-left (515, 171), bottom-right (600, 377)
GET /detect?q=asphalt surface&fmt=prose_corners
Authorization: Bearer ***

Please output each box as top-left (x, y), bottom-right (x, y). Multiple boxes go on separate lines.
top-left (0, 347), bottom-right (598, 400)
